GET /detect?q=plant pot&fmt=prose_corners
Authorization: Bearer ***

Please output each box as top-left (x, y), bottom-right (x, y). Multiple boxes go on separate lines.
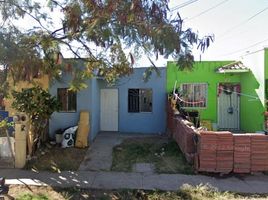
top-left (55, 134), bottom-right (63, 144)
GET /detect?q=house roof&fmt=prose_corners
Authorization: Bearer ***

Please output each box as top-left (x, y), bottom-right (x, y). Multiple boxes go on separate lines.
top-left (216, 61), bottom-right (250, 73)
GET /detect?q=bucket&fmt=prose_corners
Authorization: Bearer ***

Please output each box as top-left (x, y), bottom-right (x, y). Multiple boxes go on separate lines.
top-left (212, 123), bottom-right (218, 131)
top-left (55, 134), bottom-right (63, 144)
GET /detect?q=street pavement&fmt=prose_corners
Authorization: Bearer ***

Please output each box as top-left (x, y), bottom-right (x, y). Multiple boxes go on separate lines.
top-left (1, 169), bottom-right (268, 194)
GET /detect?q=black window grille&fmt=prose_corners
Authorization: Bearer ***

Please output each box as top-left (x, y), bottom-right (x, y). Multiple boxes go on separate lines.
top-left (57, 88), bottom-right (77, 112)
top-left (128, 89), bottom-right (152, 113)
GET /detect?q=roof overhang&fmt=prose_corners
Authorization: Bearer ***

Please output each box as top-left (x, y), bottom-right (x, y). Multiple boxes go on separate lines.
top-left (216, 69), bottom-right (250, 73)
top-left (216, 61), bottom-right (250, 74)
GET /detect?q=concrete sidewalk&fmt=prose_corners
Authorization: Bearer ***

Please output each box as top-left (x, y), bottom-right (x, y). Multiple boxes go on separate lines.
top-left (79, 132), bottom-right (168, 171)
top-left (1, 169), bottom-right (268, 194)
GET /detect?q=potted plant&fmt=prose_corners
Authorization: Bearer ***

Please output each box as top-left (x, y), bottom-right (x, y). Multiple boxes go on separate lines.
top-left (55, 129), bottom-right (63, 145)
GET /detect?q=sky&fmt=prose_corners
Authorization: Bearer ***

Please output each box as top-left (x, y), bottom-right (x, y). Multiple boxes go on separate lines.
top-left (132, 0), bottom-right (268, 67)
top-left (2, 0), bottom-right (268, 67)
top-left (168, 0), bottom-right (268, 62)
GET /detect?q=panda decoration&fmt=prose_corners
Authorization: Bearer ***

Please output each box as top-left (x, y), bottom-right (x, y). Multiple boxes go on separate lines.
top-left (61, 126), bottom-right (78, 148)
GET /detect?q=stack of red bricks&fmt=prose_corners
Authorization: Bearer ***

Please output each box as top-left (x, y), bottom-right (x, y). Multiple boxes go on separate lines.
top-left (166, 101), bottom-right (197, 163)
top-left (173, 117), bottom-right (196, 163)
top-left (251, 134), bottom-right (268, 172)
top-left (196, 131), bottom-right (217, 172)
top-left (233, 134), bottom-right (251, 173)
top-left (172, 118), bottom-right (182, 150)
top-left (167, 102), bottom-right (268, 174)
top-left (196, 131), bottom-right (234, 173)
top-left (216, 132), bottom-right (233, 173)
top-left (167, 101), bottom-right (175, 137)
top-left (197, 133), bottom-right (268, 174)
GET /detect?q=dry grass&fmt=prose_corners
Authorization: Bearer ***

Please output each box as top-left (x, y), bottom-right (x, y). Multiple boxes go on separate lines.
top-left (7, 185), bottom-right (66, 200)
top-left (24, 146), bottom-right (88, 172)
top-left (5, 185), bottom-right (268, 200)
top-left (111, 137), bottom-right (194, 174)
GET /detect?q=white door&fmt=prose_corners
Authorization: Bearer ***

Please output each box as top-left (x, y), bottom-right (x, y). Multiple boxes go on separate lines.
top-left (218, 87), bottom-right (240, 130)
top-left (100, 89), bottom-right (118, 131)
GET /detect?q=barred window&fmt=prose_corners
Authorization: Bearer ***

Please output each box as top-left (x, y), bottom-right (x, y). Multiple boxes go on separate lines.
top-left (180, 83), bottom-right (207, 108)
top-left (57, 88), bottom-right (77, 112)
top-left (128, 89), bottom-right (152, 112)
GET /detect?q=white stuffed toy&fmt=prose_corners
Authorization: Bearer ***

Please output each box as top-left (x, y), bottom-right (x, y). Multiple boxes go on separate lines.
top-left (61, 126), bottom-right (78, 148)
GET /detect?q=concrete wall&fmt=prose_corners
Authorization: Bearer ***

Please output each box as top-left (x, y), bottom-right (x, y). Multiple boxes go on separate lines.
top-left (90, 78), bottom-right (105, 140)
top-left (108, 67), bottom-right (167, 134)
top-left (241, 50), bottom-right (266, 131)
top-left (242, 50), bottom-right (265, 106)
top-left (240, 71), bottom-right (264, 132)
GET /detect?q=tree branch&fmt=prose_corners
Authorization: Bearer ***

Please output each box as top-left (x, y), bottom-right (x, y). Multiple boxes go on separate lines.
top-left (50, 0), bottom-right (65, 10)
top-left (51, 27), bottom-right (64, 36)
top-left (76, 38), bottom-right (96, 59)
top-left (3, 1), bottom-right (51, 33)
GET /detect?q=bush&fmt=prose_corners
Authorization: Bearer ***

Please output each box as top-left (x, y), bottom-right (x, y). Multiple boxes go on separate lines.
top-left (12, 86), bottom-right (60, 155)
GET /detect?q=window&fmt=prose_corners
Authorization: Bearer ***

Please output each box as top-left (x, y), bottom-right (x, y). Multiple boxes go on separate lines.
top-left (57, 88), bottom-right (77, 112)
top-left (128, 89), bottom-right (152, 112)
top-left (180, 83), bottom-right (207, 108)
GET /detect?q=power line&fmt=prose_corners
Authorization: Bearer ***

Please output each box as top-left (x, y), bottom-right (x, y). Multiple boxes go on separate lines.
top-left (218, 5), bottom-right (268, 39)
top-left (241, 48), bottom-right (264, 57)
top-left (170, 0), bottom-right (199, 12)
top-left (186, 0), bottom-right (230, 21)
top-left (217, 28), bottom-right (250, 43)
top-left (218, 37), bottom-right (268, 57)
top-left (170, 0), bottom-right (197, 11)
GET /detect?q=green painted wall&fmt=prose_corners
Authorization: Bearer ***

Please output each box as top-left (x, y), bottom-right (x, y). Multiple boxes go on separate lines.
top-left (167, 61), bottom-right (239, 124)
top-left (265, 48), bottom-right (268, 105)
top-left (167, 60), bottom-right (264, 132)
top-left (240, 71), bottom-right (264, 132)
top-left (241, 49), bottom-right (267, 132)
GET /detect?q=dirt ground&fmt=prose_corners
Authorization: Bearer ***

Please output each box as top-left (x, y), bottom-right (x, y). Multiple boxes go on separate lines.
top-left (25, 146), bottom-right (88, 172)
top-left (5, 184), bottom-right (268, 200)
top-left (5, 185), bottom-right (66, 200)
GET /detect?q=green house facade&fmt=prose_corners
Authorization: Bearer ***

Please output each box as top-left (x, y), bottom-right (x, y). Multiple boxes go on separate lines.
top-left (167, 48), bottom-right (268, 132)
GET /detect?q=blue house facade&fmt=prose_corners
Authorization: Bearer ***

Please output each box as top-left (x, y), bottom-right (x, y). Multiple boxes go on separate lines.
top-left (49, 67), bottom-right (167, 141)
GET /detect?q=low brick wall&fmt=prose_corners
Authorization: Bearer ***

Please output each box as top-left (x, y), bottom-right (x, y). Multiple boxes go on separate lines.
top-left (249, 134), bottom-right (268, 172)
top-left (233, 134), bottom-right (251, 173)
top-left (167, 102), bottom-right (268, 174)
top-left (195, 131), bottom-right (234, 173)
top-left (167, 103), bottom-right (197, 163)
top-left (173, 117), bottom-right (196, 163)
top-left (167, 102), bottom-right (175, 137)
top-left (196, 132), bottom-right (268, 173)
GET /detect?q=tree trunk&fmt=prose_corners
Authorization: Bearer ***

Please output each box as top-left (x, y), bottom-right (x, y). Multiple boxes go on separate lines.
top-left (27, 121), bottom-right (34, 156)
top-left (40, 121), bottom-right (49, 143)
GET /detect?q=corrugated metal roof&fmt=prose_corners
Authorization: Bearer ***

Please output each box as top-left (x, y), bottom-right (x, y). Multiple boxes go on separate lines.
top-left (216, 61), bottom-right (250, 73)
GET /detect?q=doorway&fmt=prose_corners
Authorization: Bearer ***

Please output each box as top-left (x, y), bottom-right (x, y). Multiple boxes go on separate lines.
top-left (217, 84), bottom-right (240, 130)
top-left (100, 89), bottom-right (119, 131)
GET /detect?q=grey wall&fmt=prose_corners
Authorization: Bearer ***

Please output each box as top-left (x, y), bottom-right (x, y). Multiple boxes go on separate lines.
top-left (110, 67), bottom-right (167, 134)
